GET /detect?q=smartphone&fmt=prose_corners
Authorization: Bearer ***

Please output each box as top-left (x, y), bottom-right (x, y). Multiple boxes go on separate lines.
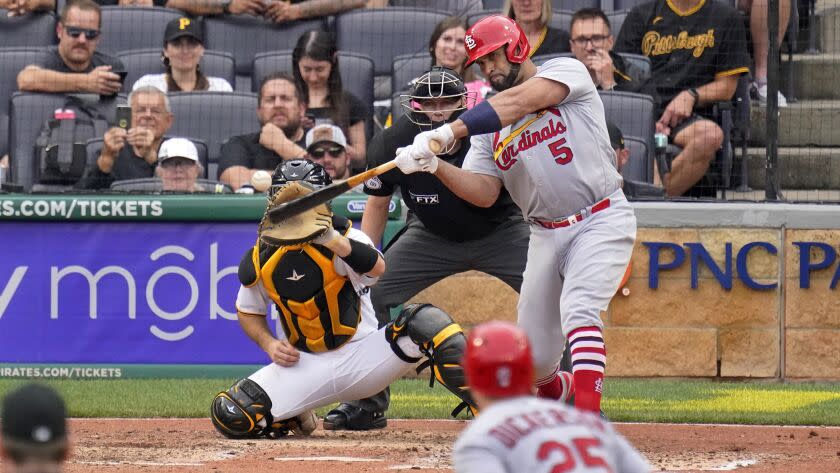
top-left (116, 70), bottom-right (128, 84)
top-left (116, 105), bottom-right (132, 130)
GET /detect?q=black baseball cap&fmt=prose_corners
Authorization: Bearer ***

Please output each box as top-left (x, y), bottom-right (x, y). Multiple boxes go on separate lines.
top-left (164, 17), bottom-right (204, 44)
top-left (2, 384), bottom-right (67, 446)
top-left (606, 121), bottom-right (624, 149)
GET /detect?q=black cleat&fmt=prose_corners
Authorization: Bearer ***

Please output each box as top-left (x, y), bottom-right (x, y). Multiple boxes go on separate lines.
top-left (323, 403), bottom-right (387, 431)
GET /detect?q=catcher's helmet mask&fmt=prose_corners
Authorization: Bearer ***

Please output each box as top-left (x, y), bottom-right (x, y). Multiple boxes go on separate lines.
top-left (400, 67), bottom-right (475, 153)
top-left (268, 159), bottom-right (332, 197)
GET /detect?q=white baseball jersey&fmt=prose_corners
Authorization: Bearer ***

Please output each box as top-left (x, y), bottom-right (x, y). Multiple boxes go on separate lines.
top-left (454, 397), bottom-right (650, 473)
top-left (463, 58), bottom-right (622, 220)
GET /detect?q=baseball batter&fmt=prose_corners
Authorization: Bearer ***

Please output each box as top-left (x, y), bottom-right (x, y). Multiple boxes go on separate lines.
top-left (393, 15), bottom-right (637, 414)
top-left (454, 321), bottom-right (650, 473)
top-left (210, 160), bottom-right (475, 439)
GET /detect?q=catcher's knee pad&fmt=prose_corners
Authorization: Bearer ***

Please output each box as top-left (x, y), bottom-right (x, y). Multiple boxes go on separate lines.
top-left (386, 303), bottom-right (476, 416)
top-left (211, 378), bottom-right (286, 439)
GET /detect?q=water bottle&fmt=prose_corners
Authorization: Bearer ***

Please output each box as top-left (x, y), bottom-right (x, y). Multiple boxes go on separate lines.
top-left (654, 132), bottom-right (668, 152)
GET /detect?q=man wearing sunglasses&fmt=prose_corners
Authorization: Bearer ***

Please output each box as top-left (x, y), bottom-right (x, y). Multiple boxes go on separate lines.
top-left (17, 0), bottom-right (125, 96)
top-left (305, 125), bottom-right (352, 181)
top-left (569, 8), bottom-right (639, 92)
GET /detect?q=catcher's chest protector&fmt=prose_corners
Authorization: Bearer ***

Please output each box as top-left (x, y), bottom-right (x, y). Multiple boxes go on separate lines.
top-left (253, 244), bottom-right (361, 352)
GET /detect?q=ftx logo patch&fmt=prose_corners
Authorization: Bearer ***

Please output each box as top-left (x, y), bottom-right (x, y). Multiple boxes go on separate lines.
top-left (409, 191), bottom-right (439, 204)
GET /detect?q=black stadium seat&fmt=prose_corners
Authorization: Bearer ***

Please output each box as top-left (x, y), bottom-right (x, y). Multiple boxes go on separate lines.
top-left (97, 7), bottom-right (184, 56)
top-left (205, 16), bottom-right (325, 90)
top-left (0, 48), bottom-right (47, 159)
top-left (165, 92), bottom-right (259, 178)
top-left (250, 51), bottom-right (375, 115)
top-left (598, 91), bottom-right (656, 183)
top-left (117, 48), bottom-right (236, 93)
top-left (389, 0), bottom-right (483, 14)
top-left (391, 53), bottom-right (433, 95)
top-left (0, 10), bottom-right (56, 48)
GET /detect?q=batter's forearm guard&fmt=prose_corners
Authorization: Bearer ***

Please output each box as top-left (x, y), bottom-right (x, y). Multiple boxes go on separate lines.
top-left (386, 303), bottom-right (477, 417)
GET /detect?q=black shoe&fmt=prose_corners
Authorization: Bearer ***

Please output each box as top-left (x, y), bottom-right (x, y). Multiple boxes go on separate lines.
top-left (323, 403), bottom-right (387, 431)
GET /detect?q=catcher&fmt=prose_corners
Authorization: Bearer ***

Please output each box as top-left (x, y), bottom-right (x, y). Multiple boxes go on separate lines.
top-left (211, 159), bottom-right (475, 438)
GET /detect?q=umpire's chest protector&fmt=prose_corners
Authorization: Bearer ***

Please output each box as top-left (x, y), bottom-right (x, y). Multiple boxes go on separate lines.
top-left (245, 243), bottom-right (361, 353)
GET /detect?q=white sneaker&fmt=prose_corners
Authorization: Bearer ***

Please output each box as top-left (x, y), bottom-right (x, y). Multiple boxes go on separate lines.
top-left (755, 83), bottom-right (788, 107)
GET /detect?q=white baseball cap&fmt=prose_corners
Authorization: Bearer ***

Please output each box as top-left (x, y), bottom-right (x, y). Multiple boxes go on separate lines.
top-left (159, 138), bottom-right (198, 163)
top-left (305, 124), bottom-right (348, 151)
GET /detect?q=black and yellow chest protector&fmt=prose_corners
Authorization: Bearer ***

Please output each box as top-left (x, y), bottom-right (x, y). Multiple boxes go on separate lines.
top-left (239, 218), bottom-right (361, 353)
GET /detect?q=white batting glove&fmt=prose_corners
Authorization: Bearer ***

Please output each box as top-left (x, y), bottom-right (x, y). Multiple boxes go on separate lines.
top-left (394, 146), bottom-right (425, 174)
top-left (412, 124), bottom-right (454, 158)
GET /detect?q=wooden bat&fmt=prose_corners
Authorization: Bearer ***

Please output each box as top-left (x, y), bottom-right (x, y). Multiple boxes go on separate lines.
top-left (267, 140), bottom-right (442, 224)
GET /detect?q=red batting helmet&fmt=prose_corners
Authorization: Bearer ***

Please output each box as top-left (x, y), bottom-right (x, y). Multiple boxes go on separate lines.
top-left (463, 321), bottom-right (534, 397)
top-left (464, 15), bottom-right (531, 66)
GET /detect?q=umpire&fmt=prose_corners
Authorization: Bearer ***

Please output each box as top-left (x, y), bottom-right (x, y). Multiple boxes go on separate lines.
top-left (323, 67), bottom-right (530, 430)
top-left (1, 383), bottom-right (70, 473)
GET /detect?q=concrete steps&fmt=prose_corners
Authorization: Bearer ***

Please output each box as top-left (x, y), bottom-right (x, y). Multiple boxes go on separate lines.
top-left (781, 54), bottom-right (840, 100)
top-left (750, 100), bottom-right (840, 146)
top-left (737, 147), bottom-right (840, 189)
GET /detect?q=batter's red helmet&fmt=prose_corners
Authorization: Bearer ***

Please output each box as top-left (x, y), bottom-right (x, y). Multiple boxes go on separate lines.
top-left (464, 15), bottom-right (530, 66)
top-left (463, 321), bottom-right (534, 397)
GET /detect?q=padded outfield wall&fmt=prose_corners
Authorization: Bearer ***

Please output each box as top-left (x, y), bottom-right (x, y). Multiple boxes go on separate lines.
top-left (410, 202), bottom-right (840, 380)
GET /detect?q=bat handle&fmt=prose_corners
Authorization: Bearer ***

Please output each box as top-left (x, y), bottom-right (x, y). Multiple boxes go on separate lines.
top-left (429, 139), bottom-right (442, 154)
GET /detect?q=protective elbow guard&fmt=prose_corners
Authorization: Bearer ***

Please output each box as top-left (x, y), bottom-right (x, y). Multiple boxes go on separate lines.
top-left (386, 303), bottom-right (476, 416)
top-left (211, 378), bottom-right (291, 439)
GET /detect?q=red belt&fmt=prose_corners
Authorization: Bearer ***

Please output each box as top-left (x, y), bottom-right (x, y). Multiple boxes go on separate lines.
top-left (532, 198), bottom-right (611, 229)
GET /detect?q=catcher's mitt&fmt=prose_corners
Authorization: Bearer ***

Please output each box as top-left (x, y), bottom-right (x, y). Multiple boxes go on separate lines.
top-left (259, 181), bottom-right (333, 246)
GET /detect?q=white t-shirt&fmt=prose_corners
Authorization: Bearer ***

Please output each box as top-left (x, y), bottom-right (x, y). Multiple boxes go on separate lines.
top-left (235, 227), bottom-right (381, 344)
top-left (462, 58), bottom-right (622, 220)
top-left (132, 73), bottom-right (233, 93)
top-left (454, 397), bottom-right (650, 473)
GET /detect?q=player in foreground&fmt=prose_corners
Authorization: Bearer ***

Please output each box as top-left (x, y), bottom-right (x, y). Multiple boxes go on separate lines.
top-left (454, 321), bottom-right (650, 473)
top-left (210, 159), bottom-right (475, 438)
top-left (393, 15), bottom-right (637, 415)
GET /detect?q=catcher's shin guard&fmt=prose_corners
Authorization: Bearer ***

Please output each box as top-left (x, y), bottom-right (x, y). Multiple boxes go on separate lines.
top-left (386, 303), bottom-right (476, 416)
top-left (211, 378), bottom-right (313, 439)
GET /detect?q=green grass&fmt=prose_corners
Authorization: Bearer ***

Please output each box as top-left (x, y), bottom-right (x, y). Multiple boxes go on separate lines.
top-left (1, 378), bottom-right (839, 425)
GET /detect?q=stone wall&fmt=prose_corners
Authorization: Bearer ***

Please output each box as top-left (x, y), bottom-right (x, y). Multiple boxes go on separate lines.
top-left (407, 227), bottom-right (840, 380)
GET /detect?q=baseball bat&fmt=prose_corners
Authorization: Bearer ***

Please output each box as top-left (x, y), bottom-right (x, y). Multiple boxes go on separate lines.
top-left (267, 140), bottom-right (442, 224)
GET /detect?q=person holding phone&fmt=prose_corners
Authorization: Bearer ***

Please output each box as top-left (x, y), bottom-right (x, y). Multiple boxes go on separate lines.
top-left (17, 0), bottom-right (125, 96)
top-left (76, 86), bottom-right (174, 190)
top-left (132, 17), bottom-right (233, 93)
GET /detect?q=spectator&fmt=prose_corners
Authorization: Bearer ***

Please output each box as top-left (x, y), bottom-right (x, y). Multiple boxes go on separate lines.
top-left (155, 138), bottom-right (204, 191)
top-left (293, 30), bottom-right (369, 169)
top-left (305, 124), bottom-right (352, 181)
top-left (17, 0), bottom-right (125, 95)
top-left (0, 0), bottom-right (54, 17)
top-left (218, 72), bottom-right (307, 191)
top-left (615, 0), bottom-right (750, 197)
top-left (121, 0), bottom-right (366, 23)
top-left (1, 383), bottom-right (70, 473)
top-left (503, 0), bottom-right (570, 56)
top-left (76, 86), bottom-right (173, 190)
top-left (426, 16), bottom-right (490, 108)
top-left (132, 17), bottom-right (233, 93)
top-left (739, 0), bottom-right (791, 106)
top-left (569, 8), bottom-right (640, 91)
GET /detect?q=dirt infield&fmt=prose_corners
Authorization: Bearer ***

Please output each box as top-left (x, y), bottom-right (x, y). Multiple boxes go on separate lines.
top-left (16, 418), bottom-right (840, 472)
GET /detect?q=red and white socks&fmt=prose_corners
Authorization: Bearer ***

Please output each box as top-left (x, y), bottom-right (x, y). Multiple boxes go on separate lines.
top-left (535, 369), bottom-right (575, 402)
top-left (568, 326), bottom-right (606, 414)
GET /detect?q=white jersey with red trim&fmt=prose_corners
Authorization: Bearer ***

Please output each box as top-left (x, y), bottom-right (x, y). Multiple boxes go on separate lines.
top-left (453, 397), bottom-right (650, 473)
top-left (462, 58), bottom-right (622, 220)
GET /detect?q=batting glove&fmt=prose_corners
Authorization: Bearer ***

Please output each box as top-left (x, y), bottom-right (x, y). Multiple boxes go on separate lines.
top-left (394, 146), bottom-right (425, 174)
top-left (312, 228), bottom-right (340, 246)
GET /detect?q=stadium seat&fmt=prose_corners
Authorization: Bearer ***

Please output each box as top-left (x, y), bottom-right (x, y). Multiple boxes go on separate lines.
top-left (335, 8), bottom-right (449, 99)
top-left (85, 136), bottom-right (210, 179)
top-left (607, 9), bottom-right (629, 37)
top-left (8, 92), bottom-right (117, 191)
top-left (250, 51), bottom-right (375, 115)
top-left (0, 10), bottom-right (56, 48)
top-left (389, 0), bottom-right (483, 14)
top-left (612, 0), bottom-right (648, 11)
top-left (165, 92), bottom-right (259, 178)
top-left (466, 9), bottom-right (500, 26)
top-left (482, 0), bottom-right (503, 9)
top-left (391, 53), bottom-right (433, 95)
top-left (599, 91), bottom-right (655, 183)
top-left (550, 10), bottom-right (574, 32)
top-left (0, 48), bottom-right (47, 159)
top-left (621, 136), bottom-right (651, 183)
top-left (97, 7), bottom-right (184, 56)
top-left (554, 0), bottom-right (601, 11)
top-left (205, 16), bottom-right (325, 90)
top-left (117, 48), bottom-right (236, 93)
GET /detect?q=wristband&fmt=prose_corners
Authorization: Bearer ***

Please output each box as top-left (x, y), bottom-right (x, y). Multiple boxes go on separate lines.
top-left (459, 100), bottom-right (502, 136)
top-left (341, 239), bottom-right (380, 275)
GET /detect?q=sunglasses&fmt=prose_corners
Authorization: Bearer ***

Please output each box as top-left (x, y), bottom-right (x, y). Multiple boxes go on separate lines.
top-left (309, 146), bottom-right (344, 158)
top-left (64, 26), bottom-right (100, 39)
